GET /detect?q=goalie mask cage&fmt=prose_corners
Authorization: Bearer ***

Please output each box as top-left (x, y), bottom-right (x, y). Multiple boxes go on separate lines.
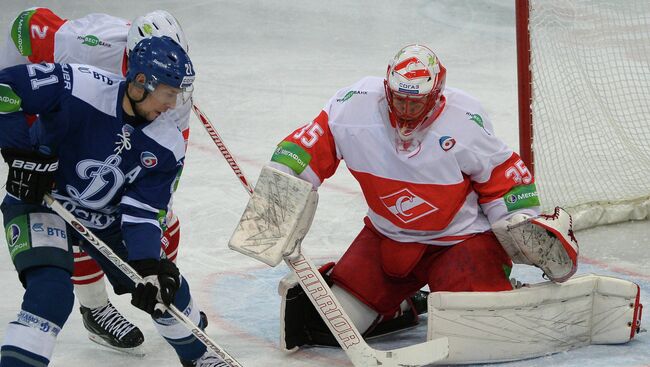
top-left (516, 0), bottom-right (650, 230)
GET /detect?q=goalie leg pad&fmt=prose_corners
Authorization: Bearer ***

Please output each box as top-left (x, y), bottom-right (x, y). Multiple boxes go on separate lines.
top-left (427, 274), bottom-right (643, 364)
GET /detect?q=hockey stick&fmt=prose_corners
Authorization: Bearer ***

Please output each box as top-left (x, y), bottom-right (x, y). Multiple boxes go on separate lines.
top-left (193, 108), bottom-right (449, 365)
top-left (43, 194), bottom-right (244, 367)
top-left (191, 103), bottom-right (254, 195)
top-left (286, 254), bottom-right (449, 366)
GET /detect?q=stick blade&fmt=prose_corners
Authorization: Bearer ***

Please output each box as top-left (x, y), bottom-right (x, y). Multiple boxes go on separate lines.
top-left (350, 337), bottom-right (449, 366)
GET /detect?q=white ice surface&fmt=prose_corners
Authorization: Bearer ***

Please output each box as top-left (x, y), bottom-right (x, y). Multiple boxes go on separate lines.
top-left (0, 1), bottom-right (648, 366)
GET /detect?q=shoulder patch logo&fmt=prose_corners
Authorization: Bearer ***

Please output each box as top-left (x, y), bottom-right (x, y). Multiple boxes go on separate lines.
top-left (336, 90), bottom-right (368, 103)
top-left (8, 224), bottom-right (20, 246)
top-left (504, 184), bottom-right (540, 211)
top-left (0, 84), bottom-right (22, 114)
top-left (141, 151), bottom-right (158, 168)
top-left (81, 35), bottom-right (100, 46)
top-left (466, 112), bottom-right (491, 135)
top-left (439, 136), bottom-right (456, 151)
top-left (78, 35), bottom-right (112, 48)
top-left (11, 9), bottom-right (36, 56)
top-left (380, 188), bottom-right (438, 223)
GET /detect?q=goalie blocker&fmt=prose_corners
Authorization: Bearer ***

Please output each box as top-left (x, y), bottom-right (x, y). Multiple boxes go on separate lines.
top-left (427, 274), bottom-right (643, 364)
top-left (228, 166), bottom-right (318, 266)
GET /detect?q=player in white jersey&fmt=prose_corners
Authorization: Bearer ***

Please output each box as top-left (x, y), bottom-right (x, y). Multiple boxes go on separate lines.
top-left (266, 44), bottom-right (579, 349)
top-left (0, 7), bottom-right (196, 353)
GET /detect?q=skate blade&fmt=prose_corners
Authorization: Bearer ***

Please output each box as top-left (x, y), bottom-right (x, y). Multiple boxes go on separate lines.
top-left (88, 333), bottom-right (146, 357)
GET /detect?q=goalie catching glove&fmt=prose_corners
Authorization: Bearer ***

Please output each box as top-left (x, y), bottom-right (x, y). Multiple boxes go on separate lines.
top-left (492, 207), bottom-right (578, 283)
top-left (130, 259), bottom-right (180, 317)
top-left (2, 147), bottom-right (58, 204)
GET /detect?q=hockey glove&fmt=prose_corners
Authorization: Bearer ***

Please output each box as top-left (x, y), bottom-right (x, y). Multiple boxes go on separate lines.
top-left (1, 148), bottom-right (58, 204)
top-left (492, 207), bottom-right (578, 283)
top-left (130, 259), bottom-right (180, 317)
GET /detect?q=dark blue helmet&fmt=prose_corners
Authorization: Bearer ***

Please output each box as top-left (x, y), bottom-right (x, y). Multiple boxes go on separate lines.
top-left (126, 35), bottom-right (195, 92)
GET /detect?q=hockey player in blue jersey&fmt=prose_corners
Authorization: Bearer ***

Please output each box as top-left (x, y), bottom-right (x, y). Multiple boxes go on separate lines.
top-left (0, 36), bottom-right (225, 366)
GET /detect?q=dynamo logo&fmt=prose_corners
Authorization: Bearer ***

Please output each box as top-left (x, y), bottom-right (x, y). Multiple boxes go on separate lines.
top-left (141, 152), bottom-right (158, 168)
top-left (40, 322), bottom-right (50, 332)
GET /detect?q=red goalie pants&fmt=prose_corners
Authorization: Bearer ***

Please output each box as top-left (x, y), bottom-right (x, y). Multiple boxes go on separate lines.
top-left (330, 218), bottom-right (513, 318)
top-left (72, 216), bottom-right (181, 285)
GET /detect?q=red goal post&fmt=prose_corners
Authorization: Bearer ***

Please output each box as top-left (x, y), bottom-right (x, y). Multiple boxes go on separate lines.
top-left (516, 0), bottom-right (650, 230)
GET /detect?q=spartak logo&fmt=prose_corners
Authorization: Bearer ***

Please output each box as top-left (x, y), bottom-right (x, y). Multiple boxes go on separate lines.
top-left (394, 57), bottom-right (431, 80)
top-left (380, 188), bottom-right (438, 223)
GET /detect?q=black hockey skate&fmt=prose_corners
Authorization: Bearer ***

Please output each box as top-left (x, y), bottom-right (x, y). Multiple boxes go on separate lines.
top-left (410, 289), bottom-right (429, 315)
top-left (182, 351), bottom-right (229, 367)
top-left (80, 301), bottom-right (145, 355)
top-left (365, 289), bottom-right (429, 339)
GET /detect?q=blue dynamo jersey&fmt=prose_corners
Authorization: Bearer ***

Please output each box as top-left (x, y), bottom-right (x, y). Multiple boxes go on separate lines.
top-left (0, 62), bottom-right (185, 261)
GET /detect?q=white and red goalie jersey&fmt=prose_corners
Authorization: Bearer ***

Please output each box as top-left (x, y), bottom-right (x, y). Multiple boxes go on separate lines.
top-left (271, 76), bottom-right (541, 245)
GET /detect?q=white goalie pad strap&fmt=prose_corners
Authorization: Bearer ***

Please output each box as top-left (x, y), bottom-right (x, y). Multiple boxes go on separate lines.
top-left (229, 166), bottom-right (318, 266)
top-left (492, 207), bottom-right (578, 282)
top-left (427, 274), bottom-right (642, 364)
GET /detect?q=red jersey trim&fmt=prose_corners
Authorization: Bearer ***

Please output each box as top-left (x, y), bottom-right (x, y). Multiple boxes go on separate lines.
top-left (121, 49), bottom-right (128, 76)
top-left (27, 8), bottom-right (66, 63)
top-left (473, 152), bottom-right (534, 204)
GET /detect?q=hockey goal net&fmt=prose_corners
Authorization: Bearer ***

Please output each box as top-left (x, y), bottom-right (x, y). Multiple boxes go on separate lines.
top-left (517, 0), bottom-right (650, 230)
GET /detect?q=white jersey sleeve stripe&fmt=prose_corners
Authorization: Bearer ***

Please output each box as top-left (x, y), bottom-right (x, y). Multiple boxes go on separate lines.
top-left (121, 214), bottom-right (161, 230)
top-left (121, 196), bottom-right (160, 213)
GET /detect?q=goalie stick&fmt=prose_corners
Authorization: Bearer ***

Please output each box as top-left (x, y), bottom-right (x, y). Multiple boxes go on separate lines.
top-left (43, 194), bottom-right (244, 367)
top-left (194, 105), bottom-right (449, 366)
top-left (192, 103), bottom-right (254, 195)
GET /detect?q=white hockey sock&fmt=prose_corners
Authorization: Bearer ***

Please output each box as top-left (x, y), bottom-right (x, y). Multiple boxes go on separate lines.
top-left (75, 280), bottom-right (109, 309)
top-left (2, 311), bottom-right (60, 362)
top-left (331, 285), bottom-right (378, 334)
top-left (153, 297), bottom-right (201, 340)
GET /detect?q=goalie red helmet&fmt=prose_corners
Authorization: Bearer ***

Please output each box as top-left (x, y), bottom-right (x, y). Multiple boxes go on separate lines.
top-left (384, 44), bottom-right (446, 151)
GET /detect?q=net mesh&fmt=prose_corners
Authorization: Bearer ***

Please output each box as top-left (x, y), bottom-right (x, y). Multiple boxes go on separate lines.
top-left (528, 0), bottom-right (650, 229)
